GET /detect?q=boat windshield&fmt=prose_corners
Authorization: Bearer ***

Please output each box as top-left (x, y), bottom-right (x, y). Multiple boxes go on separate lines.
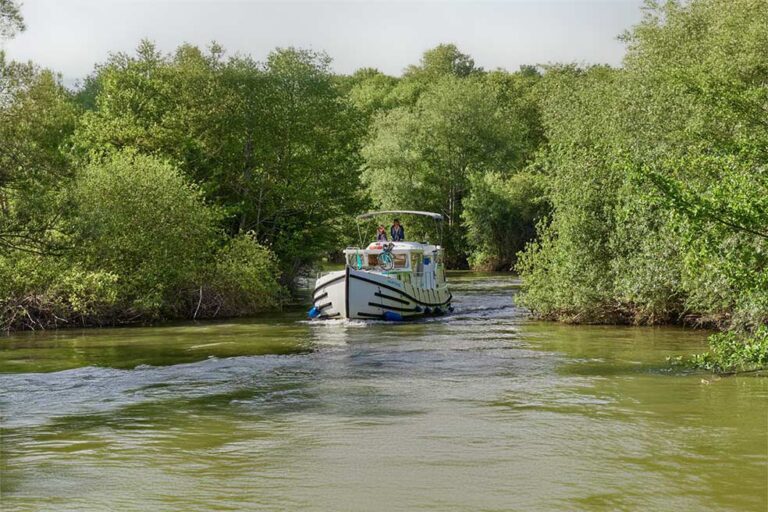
top-left (346, 251), bottom-right (409, 270)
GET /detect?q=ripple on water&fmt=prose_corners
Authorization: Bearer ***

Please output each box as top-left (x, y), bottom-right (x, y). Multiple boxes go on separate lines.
top-left (1, 274), bottom-right (766, 512)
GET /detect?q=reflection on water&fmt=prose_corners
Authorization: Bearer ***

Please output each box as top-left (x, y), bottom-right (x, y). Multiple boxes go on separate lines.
top-left (1, 273), bottom-right (766, 511)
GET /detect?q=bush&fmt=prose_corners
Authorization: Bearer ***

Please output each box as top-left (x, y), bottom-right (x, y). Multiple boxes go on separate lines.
top-left (691, 327), bottom-right (768, 373)
top-left (463, 171), bottom-right (548, 271)
top-left (515, 142), bottom-right (628, 323)
top-left (0, 151), bottom-right (288, 331)
top-left (196, 234), bottom-right (283, 318)
top-left (69, 150), bottom-right (220, 318)
top-left (0, 253), bottom-right (120, 330)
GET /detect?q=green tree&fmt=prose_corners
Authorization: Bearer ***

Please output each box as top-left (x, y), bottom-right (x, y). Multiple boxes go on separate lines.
top-left (0, 0), bottom-right (24, 39)
top-left (234, 47), bottom-right (366, 283)
top-left (0, 54), bottom-right (78, 254)
top-left (69, 150), bottom-right (220, 317)
top-left (623, 0), bottom-right (768, 330)
top-left (515, 65), bottom-right (635, 322)
top-left (463, 172), bottom-right (548, 270)
top-left (344, 67), bottom-right (400, 121)
top-left (363, 71), bottom-right (539, 265)
top-left (74, 42), bottom-right (365, 285)
top-left (517, 0), bottom-right (768, 369)
top-left (404, 43), bottom-right (479, 80)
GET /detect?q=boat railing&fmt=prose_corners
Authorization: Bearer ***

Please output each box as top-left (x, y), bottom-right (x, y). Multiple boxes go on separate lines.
top-left (315, 269), bottom-right (440, 280)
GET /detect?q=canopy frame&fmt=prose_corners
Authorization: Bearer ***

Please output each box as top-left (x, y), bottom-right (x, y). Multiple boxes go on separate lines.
top-left (355, 210), bottom-right (444, 248)
top-left (356, 210), bottom-right (443, 221)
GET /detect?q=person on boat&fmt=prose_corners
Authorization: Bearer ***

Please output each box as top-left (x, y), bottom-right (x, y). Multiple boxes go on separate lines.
top-left (390, 219), bottom-right (405, 241)
top-left (376, 225), bottom-right (388, 241)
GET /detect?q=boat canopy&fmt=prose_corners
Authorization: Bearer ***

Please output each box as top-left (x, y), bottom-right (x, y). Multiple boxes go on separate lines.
top-left (356, 210), bottom-right (443, 221)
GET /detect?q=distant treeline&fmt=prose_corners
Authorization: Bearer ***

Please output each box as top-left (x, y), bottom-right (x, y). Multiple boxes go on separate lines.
top-left (0, 0), bottom-right (766, 370)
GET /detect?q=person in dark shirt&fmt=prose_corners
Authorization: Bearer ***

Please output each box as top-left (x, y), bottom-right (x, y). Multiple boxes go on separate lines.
top-left (390, 219), bottom-right (405, 241)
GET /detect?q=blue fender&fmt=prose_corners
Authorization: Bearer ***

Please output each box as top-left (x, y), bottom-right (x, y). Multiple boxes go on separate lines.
top-left (383, 311), bottom-right (404, 322)
top-left (308, 306), bottom-right (320, 319)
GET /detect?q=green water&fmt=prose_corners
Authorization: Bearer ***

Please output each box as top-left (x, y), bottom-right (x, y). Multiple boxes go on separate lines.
top-left (1, 274), bottom-right (766, 511)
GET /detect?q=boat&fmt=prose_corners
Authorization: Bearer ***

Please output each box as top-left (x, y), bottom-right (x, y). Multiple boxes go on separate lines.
top-left (308, 210), bottom-right (452, 321)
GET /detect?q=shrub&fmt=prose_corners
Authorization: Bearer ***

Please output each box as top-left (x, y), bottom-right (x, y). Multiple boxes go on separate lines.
top-left (463, 171), bottom-right (548, 271)
top-left (692, 327), bottom-right (768, 373)
top-left (0, 253), bottom-right (120, 330)
top-left (69, 150), bottom-right (220, 318)
top-left (198, 234), bottom-right (283, 317)
top-left (0, 151), bottom-right (288, 331)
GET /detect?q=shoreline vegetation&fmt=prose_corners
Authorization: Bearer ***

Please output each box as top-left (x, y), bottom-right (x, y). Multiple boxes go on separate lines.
top-left (1, 0), bottom-right (766, 373)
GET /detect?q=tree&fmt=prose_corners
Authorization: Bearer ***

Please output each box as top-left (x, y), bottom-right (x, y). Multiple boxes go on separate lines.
top-left (74, 43), bottom-right (365, 284)
top-left (518, 0), bottom-right (768, 340)
top-left (69, 151), bottom-right (220, 316)
top-left (624, 0), bottom-right (768, 331)
top-left (463, 172), bottom-right (548, 271)
top-left (363, 73), bottom-right (537, 266)
top-left (0, 54), bottom-right (78, 254)
top-left (344, 67), bottom-right (400, 120)
top-left (0, 0), bottom-right (24, 40)
top-left (245, 48), bottom-right (365, 282)
top-left (404, 43), bottom-right (479, 80)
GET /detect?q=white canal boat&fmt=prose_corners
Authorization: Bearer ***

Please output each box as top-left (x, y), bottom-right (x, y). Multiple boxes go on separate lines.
top-left (309, 211), bottom-right (452, 321)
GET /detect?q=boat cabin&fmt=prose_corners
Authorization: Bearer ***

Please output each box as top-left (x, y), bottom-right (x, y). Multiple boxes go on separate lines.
top-left (343, 241), bottom-right (445, 288)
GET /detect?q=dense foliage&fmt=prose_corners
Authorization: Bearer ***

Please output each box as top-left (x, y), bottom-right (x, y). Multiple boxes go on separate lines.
top-left (359, 46), bottom-right (545, 267)
top-left (0, 54), bottom-right (78, 255)
top-left (462, 171), bottom-right (547, 270)
top-left (70, 152), bottom-right (219, 315)
top-left (516, 0), bottom-right (768, 370)
top-left (73, 42), bottom-right (365, 286)
top-left (0, 151), bottom-right (283, 330)
top-left (2, 0), bottom-right (767, 372)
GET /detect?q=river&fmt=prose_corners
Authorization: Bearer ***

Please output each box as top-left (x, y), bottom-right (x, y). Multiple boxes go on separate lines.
top-left (1, 274), bottom-right (766, 511)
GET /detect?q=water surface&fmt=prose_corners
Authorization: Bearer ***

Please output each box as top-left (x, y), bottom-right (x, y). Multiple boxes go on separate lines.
top-left (1, 274), bottom-right (766, 511)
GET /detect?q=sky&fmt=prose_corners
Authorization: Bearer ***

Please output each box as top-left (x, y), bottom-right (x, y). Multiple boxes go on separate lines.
top-left (3, 0), bottom-right (645, 86)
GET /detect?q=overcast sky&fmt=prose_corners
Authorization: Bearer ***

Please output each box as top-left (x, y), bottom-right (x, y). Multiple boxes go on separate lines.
top-left (4, 0), bottom-right (644, 85)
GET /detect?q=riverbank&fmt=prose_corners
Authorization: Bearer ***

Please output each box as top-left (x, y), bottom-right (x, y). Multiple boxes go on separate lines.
top-left (3, 268), bottom-right (765, 375)
top-left (516, 303), bottom-right (768, 375)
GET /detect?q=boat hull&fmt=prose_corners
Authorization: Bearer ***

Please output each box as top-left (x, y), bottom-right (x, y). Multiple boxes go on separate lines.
top-left (311, 267), bottom-right (451, 320)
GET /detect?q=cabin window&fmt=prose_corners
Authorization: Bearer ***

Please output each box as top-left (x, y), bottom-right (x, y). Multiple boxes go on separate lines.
top-left (360, 252), bottom-right (408, 269)
top-left (411, 253), bottom-right (423, 274)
